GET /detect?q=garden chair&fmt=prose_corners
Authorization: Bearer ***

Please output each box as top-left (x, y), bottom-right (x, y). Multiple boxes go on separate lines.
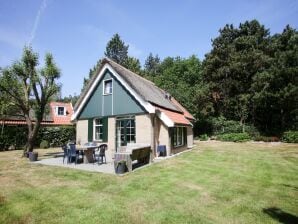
top-left (68, 143), bottom-right (79, 164)
top-left (62, 145), bottom-right (69, 164)
top-left (97, 144), bottom-right (107, 164)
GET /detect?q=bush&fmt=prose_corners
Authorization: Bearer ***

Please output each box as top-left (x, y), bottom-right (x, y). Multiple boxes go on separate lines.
top-left (40, 140), bottom-right (49, 149)
top-left (254, 136), bottom-right (280, 142)
top-left (282, 131), bottom-right (298, 143)
top-left (37, 126), bottom-right (76, 147)
top-left (0, 125), bottom-right (76, 150)
top-left (199, 134), bottom-right (208, 141)
top-left (0, 126), bottom-right (27, 150)
top-left (217, 133), bottom-right (251, 142)
top-left (211, 116), bottom-right (259, 137)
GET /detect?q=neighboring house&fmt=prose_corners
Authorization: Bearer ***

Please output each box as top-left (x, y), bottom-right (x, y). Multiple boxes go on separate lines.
top-left (0, 102), bottom-right (74, 126)
top-left (72, 58), bottom-right (195, 159)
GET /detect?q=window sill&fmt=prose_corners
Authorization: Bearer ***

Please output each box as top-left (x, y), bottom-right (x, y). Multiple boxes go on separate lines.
top-left (173, 144), bottom-right (186, 148)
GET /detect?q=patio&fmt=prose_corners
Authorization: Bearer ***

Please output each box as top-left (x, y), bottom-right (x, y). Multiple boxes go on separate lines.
top-left (34, 147), bottom-right (193, 174)
top-left (35, 152), bottom-right (115, 174)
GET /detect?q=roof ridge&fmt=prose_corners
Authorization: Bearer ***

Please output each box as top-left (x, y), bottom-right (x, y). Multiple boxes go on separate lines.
top-left (103, 57), bottom-right (156, 85)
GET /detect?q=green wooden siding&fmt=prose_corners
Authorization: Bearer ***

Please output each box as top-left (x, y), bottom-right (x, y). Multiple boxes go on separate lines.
top-left (88, 119), bottom-right (93, 142)
top-left (78, 70), bottom-right (145, 120)
top-left (102, 117), bottom-right (108, 142)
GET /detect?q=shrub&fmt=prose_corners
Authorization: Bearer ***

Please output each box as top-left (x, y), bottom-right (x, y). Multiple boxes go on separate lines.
top-left (217, 133), bottom-right (251, 142)
top-left (211, 116), bottom-right (258, 137)
top-left (199, 134), bottom-right (208, 141)
top-left (37, 126), bottom-right (76, 147)
top-left (254, 136), bottom-right (280, 142)
top-left (0, 125), bottom-right (76, 150)
top-left (0, 126), bottom-right (27, 150)
top-left (40, 140), bottom-right (49, 149)
top-left (282, 131), bottom-right (298, 143)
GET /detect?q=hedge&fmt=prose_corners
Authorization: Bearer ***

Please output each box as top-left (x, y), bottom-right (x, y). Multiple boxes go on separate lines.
top-left (199, 134), bottom-right (208, 141)
top-left (0, 125), bottom-right (76, 150)
top-left (282, 131), bottom-right (298, 143)
top-left (37, 126), bottom-right (76, 147)
top-left (217, 133), bottom-right (251, 142)
top-left (211, 117), bottom-right (259, 137)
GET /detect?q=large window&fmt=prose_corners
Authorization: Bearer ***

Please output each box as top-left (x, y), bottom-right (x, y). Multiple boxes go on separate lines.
top-left (103, 79), bottom-right (113, 95)
top-left (173, 127), bottom-right (186, 147)
top-left (94, 118), bottom-right (103, 141)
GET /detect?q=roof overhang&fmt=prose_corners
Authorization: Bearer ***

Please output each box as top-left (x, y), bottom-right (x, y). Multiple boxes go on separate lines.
top-left (155, 110), bottom-right (175, 127)
top-left (71, 64), bottom-right (155, 121)
top-left (155, 108), bottom-right (193, 128)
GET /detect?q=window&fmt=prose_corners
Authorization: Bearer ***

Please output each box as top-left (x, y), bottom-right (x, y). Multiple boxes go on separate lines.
top-left (173, 127), bottom-right (185, 147)
top-left (94, 118), bottom-right (103, 141)
top-left (116, 117), bottom-right (135, 148)
top-left (57, 106), bottom-right (65, 116)
top-left (103, 79), bottom-right (113, 95)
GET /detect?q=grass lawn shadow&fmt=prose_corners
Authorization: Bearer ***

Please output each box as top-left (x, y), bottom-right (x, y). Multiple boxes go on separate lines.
top-left (263, 207), bottom-right (298, 224)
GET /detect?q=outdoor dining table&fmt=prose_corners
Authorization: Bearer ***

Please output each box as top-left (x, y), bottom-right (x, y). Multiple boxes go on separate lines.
top-left (76, 145), bottom-right (97, 163)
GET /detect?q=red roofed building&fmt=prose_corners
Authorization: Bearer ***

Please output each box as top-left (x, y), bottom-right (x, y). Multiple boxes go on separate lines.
top-left (49, 102), bottom-right (74, 125)
top-left (0, 102), bottom-right (74, 126)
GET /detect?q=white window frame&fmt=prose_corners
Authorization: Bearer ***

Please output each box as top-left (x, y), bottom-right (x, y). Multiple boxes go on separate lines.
top-left (93, 118), bottom-right (103, 141)
top-left (103, 79), bottom-right (113, 95)
top-left (173, 127), bottom-right (185, 148)
top-left (56, 106), bottom-right (66, 116)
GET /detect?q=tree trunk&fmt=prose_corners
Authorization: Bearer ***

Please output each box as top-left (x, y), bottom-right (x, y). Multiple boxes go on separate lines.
top-left (24, 114), bottom-right (34, 154)
top-left (240, 117), bottom-right (245, 133)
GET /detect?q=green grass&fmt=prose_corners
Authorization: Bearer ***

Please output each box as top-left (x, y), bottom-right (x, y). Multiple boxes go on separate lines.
top-left (0, 142), bottom-right (297, 223)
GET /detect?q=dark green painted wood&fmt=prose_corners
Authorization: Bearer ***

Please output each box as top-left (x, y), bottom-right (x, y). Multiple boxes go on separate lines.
top-left (184, 127), bottom-right (187, 145)
top-left (102, 117), bottom-right (108, 142)
top-left (169, 127), bottom-right (174, 149)
top-left (88, 119), bottom-right (93, 142)
top-left (78, 70), bottom-right (145, 120)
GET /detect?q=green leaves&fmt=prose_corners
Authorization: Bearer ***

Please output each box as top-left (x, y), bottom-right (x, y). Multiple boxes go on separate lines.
top-left (104, 33), bottom-right (129, 65)
top-left (0, 46), bottom-right (61, 151)
top-left (203, 20), bottom-right (298, 134)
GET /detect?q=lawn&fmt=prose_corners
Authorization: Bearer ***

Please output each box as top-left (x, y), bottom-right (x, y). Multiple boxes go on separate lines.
top-left (0, 141), bottom-right (297, 224)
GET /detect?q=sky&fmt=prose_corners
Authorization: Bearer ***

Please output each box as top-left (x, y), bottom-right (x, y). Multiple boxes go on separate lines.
top-left (0, 0), bottom-right (297, 97)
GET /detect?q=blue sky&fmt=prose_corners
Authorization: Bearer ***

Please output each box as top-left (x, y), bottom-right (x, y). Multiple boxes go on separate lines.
top-left (0, 0), bottom-right (297, 97)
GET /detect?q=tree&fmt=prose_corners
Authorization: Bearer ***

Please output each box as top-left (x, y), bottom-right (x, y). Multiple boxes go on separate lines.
top-left (125, 56), bottom-right (141, 74)
top-left (154, 55), bottom-right (205, 118)
top-left (104, 33), bottom-right (129, 65)
top-left (144, 53), bottom-right (160, 76)
top-left (251, 25), bottom-right (298, 133)
top-left (0, 47), bottom-right (60, 153)
top-left (202, 20), bottom-right (271, 126)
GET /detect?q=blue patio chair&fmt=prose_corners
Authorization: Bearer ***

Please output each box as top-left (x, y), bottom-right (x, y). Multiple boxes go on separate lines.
top-left (62, 145), bottom-right (69, 164)
top-left (68, 143), bottom-right (79, 164)
top-left (97, 144), bottom-right (107, 164)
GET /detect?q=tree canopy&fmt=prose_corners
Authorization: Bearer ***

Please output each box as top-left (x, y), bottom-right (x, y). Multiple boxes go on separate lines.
top-left (104, 33), bottom-right (129, 65)
top-left (0, 47), bottom-right (61, 152)
top-left (202, 20), bottom-right (298, 134)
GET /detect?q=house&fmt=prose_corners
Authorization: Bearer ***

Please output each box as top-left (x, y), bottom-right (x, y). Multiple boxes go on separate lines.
top-left (0, 102), bottom-right (74, 126)
top-left (71, 58), bottom-right (194, 159)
